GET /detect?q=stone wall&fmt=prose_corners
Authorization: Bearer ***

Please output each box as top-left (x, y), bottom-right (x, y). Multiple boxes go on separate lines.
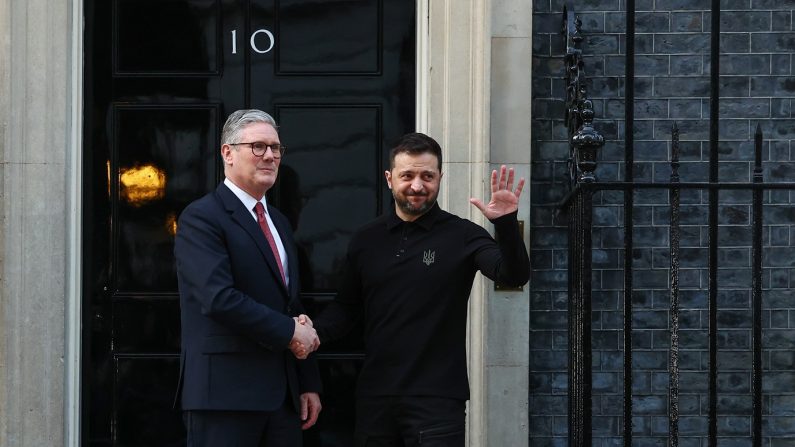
top-left (531, 0), bottom-right (795, 445)
top-left (0, 0), bottom-right (72, 445)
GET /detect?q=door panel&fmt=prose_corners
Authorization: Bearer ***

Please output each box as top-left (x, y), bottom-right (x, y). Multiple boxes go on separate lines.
top-left (276, 106), bottom-right (381, 292)
top-left (302, 358), bottom-right (364, 446)
top-left (276, 0), bottom-right (381, 74)
top-left (84, 1), bottom-right (415, 445)
top-left (112, 300), bottom-right (182, 353)
top-left (114, 356), bottom-right (185, 446)
top-left (114, 0), bottom-right (221, 75)
top-left (114, 105), bottom-right (219, 293)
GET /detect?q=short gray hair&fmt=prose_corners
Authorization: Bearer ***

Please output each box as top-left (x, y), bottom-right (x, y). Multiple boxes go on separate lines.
top-left (221, 109), bottom-right (277, 145)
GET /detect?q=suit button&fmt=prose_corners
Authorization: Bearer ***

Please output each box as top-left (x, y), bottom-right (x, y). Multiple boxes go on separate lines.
top-left (287, 305), bottom-right (293, 314)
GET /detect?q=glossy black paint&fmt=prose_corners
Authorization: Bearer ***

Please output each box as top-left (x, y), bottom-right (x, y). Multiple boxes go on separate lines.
top-left (84, 1), bottom-right (416, 445)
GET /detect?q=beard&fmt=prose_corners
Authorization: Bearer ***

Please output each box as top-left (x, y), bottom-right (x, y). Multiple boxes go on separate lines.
top-left (393, 189), bottom-right (437, 216)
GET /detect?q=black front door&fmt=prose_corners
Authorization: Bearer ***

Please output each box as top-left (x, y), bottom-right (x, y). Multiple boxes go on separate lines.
top-left (82, 1), bottom-right (416, 445)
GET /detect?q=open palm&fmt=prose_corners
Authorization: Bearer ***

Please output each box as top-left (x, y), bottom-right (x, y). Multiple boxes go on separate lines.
top-left (470, 165), bottom-right (525, 220)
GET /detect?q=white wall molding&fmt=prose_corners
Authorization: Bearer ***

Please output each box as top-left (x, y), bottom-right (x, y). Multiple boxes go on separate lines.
top-left (419, 1), bottom-right (492, 444)
top-left (65, 0), bottom-right (84, 445)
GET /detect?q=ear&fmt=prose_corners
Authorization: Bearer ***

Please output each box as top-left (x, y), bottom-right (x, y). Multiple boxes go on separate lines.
top-left (384, 170), bottom-right (393, 189)
top-left (221, 144), bottom-right (233, 165)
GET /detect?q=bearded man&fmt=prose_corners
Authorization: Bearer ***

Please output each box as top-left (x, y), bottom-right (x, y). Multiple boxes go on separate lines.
top-left (310, 132), bottom-right (530, 447)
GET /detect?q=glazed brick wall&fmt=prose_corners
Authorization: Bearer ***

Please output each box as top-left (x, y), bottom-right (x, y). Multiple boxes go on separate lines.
top-left (531, 0), bottom-right (795, 445)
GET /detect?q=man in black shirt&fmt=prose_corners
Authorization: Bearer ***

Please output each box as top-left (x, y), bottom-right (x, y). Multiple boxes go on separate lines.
top-left (309, 132), bottom-right (529, 446)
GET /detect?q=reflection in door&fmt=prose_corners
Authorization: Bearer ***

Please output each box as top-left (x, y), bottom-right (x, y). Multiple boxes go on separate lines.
top-left (84, 0), bottom-right (415, 445)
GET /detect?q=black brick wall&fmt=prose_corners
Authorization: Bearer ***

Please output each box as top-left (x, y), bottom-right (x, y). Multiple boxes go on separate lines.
top-left (532, 0), bottom-right (795, 445)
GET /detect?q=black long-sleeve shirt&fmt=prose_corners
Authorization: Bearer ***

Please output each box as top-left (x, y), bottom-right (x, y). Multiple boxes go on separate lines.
top-left (316, 203), bottom-right (530, 400)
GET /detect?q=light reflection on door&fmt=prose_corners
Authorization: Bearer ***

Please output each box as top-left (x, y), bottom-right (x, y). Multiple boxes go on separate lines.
top-left (84, 0), bottom-right (415, 445)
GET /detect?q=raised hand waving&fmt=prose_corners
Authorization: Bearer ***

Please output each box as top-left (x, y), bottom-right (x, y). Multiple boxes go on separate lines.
top-left (469, 165), bottom-right (525, 220)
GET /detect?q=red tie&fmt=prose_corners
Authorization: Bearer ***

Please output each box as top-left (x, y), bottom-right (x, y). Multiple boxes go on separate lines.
top-left (254, 202), bottom-right (286, 285)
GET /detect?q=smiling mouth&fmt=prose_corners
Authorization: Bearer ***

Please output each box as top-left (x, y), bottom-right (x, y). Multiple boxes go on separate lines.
top-left (407, 196), bottom-right (427, 204)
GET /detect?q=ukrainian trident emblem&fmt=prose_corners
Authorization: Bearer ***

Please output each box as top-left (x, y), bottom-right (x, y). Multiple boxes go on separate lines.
top-left (422, 250), bottom-right (435, 266)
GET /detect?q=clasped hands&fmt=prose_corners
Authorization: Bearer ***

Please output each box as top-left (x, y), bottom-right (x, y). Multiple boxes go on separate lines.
top-left (290, 314), bottom-right (319, 359)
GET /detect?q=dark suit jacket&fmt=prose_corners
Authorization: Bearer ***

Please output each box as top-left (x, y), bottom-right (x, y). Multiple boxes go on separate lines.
top-left (174, 182), bottom-right (321, 412)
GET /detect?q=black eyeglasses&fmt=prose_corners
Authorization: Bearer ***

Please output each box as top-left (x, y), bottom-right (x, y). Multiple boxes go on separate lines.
top-left (229, 142), bottom-right (286, 158)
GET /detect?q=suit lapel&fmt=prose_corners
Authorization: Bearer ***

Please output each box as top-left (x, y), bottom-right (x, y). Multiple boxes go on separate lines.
top-left (216, 184), bottom-right (289, 296)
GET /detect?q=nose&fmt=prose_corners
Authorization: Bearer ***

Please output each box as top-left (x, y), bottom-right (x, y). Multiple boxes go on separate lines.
top-left (410, 177), bottom-right (424, 192)
top-left (261, 147), bottom-right (275, 161)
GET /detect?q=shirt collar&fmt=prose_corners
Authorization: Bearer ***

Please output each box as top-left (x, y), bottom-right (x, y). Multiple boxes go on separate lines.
top-left (386, 202), bottom-right (441, 231)
top-left (224, 177), bottom-right (269, 216)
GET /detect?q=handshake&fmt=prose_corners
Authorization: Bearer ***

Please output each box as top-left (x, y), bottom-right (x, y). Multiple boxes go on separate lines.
top-left (290, 314), bottom-right (320, 359)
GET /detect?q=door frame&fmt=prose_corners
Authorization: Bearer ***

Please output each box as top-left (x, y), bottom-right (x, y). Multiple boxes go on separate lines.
top-left (66, 0), bottom-right (493, 445)
top-left (66, 0), bottom-right (85, 445)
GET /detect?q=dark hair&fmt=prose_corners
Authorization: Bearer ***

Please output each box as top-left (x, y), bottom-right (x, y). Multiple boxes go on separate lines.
top-left (389, 133), bottom-right (443, 172)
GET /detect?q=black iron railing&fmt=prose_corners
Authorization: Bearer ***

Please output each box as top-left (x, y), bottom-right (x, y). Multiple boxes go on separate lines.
top-left (562, 5), bottom-right (600, 446)
top-left (560, 1), bottom-right (794, 446)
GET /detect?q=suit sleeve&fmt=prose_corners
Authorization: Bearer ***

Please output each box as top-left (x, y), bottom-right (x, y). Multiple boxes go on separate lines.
top-left (175, 203), bottom-right (295, 351)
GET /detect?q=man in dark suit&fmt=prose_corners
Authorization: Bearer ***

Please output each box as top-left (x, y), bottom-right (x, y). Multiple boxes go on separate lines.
top-left (175, 109), bottom-right (322, 446)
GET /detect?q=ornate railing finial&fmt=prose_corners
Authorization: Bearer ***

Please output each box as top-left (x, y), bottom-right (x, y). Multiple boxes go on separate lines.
top-left (571, 100), bottom-right (603, 183)
top-left (563, 3), bottom-right (604, 188)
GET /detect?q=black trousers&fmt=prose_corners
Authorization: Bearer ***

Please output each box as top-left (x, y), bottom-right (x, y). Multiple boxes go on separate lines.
top-left (354, 396), bottom-right (466, 447)
top-left (184, 399), bottom-right (301, 447)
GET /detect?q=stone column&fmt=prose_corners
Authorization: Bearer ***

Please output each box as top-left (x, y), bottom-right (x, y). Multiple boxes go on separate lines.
top-left (0, 0), bottom-right (78, 445)
top-left (421, 0), bottom-right (533, 444)
top-left (420, 0), bottom-right (492, 444)
top-left (486, 0), bottom-right (533, 446)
